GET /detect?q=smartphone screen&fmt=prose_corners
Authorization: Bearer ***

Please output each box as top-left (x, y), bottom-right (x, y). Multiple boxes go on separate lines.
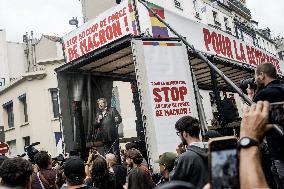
top-left (210, 138), bottom-right (239, 189)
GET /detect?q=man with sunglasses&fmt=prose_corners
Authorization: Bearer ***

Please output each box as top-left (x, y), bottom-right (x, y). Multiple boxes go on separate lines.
top-left (171, 116), bottom-right (208, 189)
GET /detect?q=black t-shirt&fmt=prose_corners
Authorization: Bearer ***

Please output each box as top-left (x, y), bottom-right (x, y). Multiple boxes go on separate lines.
top-left (112, 164), bottom-right (127, 189)
top-left (253, 80), bottom-right (284, 161)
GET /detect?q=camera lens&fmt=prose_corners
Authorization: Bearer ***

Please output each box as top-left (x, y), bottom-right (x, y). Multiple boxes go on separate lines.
top-left (240, 78), bottom-right (256, 94)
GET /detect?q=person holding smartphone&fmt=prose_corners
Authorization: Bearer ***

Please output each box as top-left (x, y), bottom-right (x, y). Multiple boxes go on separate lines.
top-left (247, 63), bottom-right (284, 189)
top-left (94, 98), bottom-right (122, 164)
top-left (239, 101), bottom-right (274, 188)
top-left (171, 116), bottom-right (208, 189)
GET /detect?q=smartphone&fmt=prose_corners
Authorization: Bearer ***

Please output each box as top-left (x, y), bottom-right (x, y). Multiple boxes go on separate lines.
top-left (209, 136), bottom-right (239, 189)
top-left (269, 102), bottom-right (284, 126)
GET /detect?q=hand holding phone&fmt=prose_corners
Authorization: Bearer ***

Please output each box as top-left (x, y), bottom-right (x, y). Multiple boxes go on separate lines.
top-left (209, 136), bottom-right (239, 189)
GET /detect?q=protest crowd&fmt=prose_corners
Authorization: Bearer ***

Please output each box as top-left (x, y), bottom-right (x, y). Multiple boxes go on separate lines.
top-left (0, 63), bottom-right (283, 189)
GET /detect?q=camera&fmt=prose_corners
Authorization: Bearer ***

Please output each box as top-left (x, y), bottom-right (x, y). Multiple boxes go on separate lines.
top-left (24, 142), bottom-right (40, 163)
top-left (240, 78), bottom-right (257, 95)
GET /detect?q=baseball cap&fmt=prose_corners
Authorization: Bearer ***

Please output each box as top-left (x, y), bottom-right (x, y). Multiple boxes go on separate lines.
top-left (64, 157), bottom-right (85, 180)
top-left (155, 152), bottom-right (177, 166)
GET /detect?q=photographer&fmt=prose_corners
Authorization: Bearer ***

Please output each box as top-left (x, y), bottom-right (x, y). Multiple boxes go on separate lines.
top-left (31, 151), bottom-right (58, 189)
top-left (245, 63), bottom-right (284, 189)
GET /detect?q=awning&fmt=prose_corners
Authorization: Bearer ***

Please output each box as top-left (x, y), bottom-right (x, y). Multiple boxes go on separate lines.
top-left (56, 36), bottom-right (278, 92)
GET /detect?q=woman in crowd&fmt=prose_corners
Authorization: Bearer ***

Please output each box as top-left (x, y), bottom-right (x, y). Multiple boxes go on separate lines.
top-left (86, 156), bottom-right (116, 189)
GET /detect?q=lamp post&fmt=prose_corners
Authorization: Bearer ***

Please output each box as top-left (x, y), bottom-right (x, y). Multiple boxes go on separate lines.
top-left (69, 17), bottom-right (79, 28)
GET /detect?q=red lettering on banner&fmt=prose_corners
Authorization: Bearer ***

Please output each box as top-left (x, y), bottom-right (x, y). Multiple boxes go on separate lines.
top-left (203, 28), bottom-right (211, 51)
top-left (156, 110), bottom-right (163, 117)
top-left (80, 39), bottom-right (87, 55)
top-left (67, 45), bottom-right (79, 62)
top-left (152, 81), bottom-right (191, 117)
top-left (100, 19), bottom-right (107, 28)
top-left (153, 86), bottom-right (187, 103)
top-left (87, 36), bottom-right (94, 52)
top-left (203, 28), bottom-right (234, 59)
top-left (124, 16), bottom-right (129, 32)
top-left (153, 88), bottom-right (163, 102)
top-left (93, 33), bottom-right (100, 47)
top-left (164, 108), bottom-right (188, 116)
top-left (234, 40), bottom-right (246, 63)
top-left (225, 37), bottom-right (234, 59)
top-left (64, 6), bottom-right (131, 63)
top-left (112, 21), bottom-right (123, 37)
top-left (211, 32), bottom-right (220, 54)
top-left (99, 29), bottom-right (107, 45)
top-left (244, 45), bottom-right (282, 74)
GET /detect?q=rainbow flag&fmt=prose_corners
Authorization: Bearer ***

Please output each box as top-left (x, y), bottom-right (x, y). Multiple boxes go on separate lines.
top-left (128, 0), bottom-right (138, 35)
top-left (147, 2), bottom-right (169, 38)
top-left (143, 42), bottom-right (181, 46)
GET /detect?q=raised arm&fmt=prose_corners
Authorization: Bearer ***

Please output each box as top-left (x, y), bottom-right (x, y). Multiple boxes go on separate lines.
top-left (239, 101), bottom-right (273, 189)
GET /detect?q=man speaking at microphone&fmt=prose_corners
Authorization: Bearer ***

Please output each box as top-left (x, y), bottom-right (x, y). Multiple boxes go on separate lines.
top-left (94, 98), bottom-right (122, 164)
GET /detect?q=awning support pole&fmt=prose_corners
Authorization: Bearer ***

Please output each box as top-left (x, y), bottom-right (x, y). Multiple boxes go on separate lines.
top-left (192, 71), bottom-right (208, 135)
top-left (210, 68), bottom-right (225, 127)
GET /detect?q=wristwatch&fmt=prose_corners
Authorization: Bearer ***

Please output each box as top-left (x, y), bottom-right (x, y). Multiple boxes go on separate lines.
top-left (238, 137), bottom-right (259, 149)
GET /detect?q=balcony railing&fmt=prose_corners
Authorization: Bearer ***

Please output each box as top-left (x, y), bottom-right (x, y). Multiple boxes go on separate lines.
top-left (228, 0), bottom-right (251, 18)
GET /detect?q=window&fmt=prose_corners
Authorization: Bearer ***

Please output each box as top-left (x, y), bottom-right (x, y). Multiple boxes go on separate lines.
top-left (7, 140), bottom-right (16, 157)
top-left (193, 0), bottom-right (201, 18)
top-left (3, 101), bottom-right (14, 128)
top-left (213, 11), bottom-right (221, 27)
top-left (19, 94), bottom-right (28, 123)
top-left (224, 17), bottom-right (231, 31)
top-left (50, 89), bottom-right (60, 118)
top-left (279, 52), bottom-right (284, 60)
top-left (0, 78), bottom-right (5, 87)
top-left (174, 0), bottom-right (183, 10)
top-left (23, 136), bottom-right (30, 148)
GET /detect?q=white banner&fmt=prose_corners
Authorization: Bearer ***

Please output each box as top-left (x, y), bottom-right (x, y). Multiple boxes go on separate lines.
top-left (137, 2), bottom-right (284, 75)
top-left (62, 0), bottom-right (137, 63)
top-left (142, 41), bottom-right (199, 154)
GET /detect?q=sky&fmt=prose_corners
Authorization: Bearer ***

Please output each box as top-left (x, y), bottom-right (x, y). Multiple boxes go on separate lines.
top-left (0, 0), bottom-right (283, 42)
top-left (246, 0), bottom-right (284, 37)
top-left (0, 0), bottom-right (83, 42)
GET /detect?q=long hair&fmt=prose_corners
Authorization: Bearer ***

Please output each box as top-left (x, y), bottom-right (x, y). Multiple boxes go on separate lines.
top-left (128, 167), bottom-right (155, 189)
top-left (91, 156), bottom-right (115, 189)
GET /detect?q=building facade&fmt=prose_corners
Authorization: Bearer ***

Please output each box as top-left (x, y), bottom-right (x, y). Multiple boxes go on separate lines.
top-left (0, 30), bottom-right (27, 89)
top-left (0, 35), bottom-right (64, 157)
top-left (78, 0), bottom-right (279, 127)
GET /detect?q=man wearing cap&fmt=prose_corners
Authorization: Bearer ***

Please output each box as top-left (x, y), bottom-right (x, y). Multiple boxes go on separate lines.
top-left (64, 157), bottom-right (98, 189)
top-left (155, 152), bottom-right (177, 185)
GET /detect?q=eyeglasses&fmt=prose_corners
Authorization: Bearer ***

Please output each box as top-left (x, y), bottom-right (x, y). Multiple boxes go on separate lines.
top-left (176, 131), bottom-right (181, 136)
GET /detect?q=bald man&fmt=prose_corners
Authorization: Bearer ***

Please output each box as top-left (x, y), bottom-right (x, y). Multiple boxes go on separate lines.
top-left (106, 153), bottom-right (117, 172)
top-left (106, 153), bottom-right (127, 189)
